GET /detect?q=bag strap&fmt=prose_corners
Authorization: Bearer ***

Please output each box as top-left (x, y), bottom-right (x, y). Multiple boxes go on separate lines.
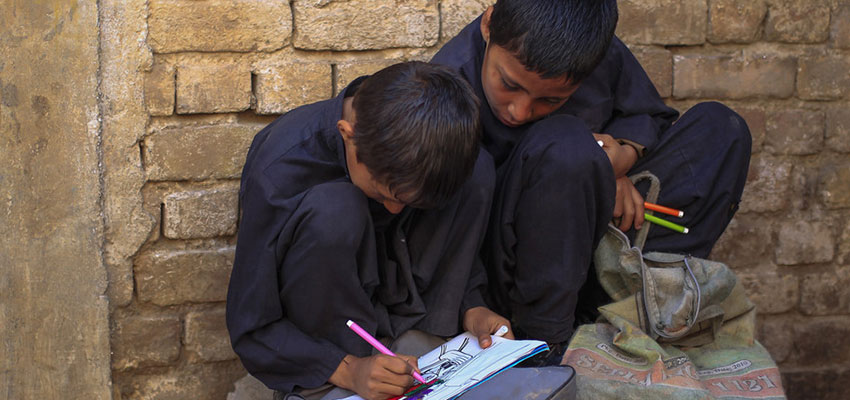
top-left (628, 171), bottom-right (660, 250)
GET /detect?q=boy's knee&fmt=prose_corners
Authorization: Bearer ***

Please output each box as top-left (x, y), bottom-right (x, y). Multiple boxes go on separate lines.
top-left (524, 115), bottom-right (613, 179)
top-left (692, 101), bottom-right (752, 150)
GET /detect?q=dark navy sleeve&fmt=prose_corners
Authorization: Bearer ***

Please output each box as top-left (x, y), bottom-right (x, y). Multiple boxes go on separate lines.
top-left (460, 260), bottom-right (488, 313)
top-left (457, 152), bottom-right (496, 316)
top-left (226, 172), bottom-right (348, 392)
top-left (602, 38), bottom-right (679, 153)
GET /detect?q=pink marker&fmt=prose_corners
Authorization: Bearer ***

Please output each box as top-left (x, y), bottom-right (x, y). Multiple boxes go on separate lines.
top-left (346, 320), bottom-right (427, 384)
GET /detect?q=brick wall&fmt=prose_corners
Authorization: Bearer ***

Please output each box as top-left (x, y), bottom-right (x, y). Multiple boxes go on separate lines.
top-left (105, 1), bottom-right (850, 399)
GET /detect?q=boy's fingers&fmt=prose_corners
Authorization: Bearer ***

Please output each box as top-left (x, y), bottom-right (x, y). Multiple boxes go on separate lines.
top-left (593, 133), bottom-right (613, 143)
top-left (370, 381), bottom-right (408, 399)
top-left (633, 191), bottom-right (645, 229)
top-left (399, 354), bottom-right (421, 374)
top-left (380, 354), bottom-right (413, 374)
top-left (374, 359), bottom-right (416, 390)
top-left (612, 192), bottom-right (624, 218)
top-left (478, 333), bottom-right (493, 349)
top-left (619, 194), bottom-right (634, 231)
top-left (618, 202), bottom-right (634, 232)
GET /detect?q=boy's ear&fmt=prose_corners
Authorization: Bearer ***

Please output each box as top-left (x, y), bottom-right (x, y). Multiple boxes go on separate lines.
top-left (480, 6), bottom-right (494, 42)
top-left (337, 119), bottom-right (355, 141)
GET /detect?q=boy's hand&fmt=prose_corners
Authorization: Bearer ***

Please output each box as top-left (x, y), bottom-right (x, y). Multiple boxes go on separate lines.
top-left (613, 177), bottom-right (645, 232)
top-left (595, 133), bottom-right (644, 231)
top-left (329, 354), bottom-right (419, 400)
top-left (463, 306), bottom-right (513, 349)
top-left (593, 133), bottom-right (638, 178)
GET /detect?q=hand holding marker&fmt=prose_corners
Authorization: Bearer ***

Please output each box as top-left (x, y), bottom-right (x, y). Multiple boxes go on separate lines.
top-left (346, 320), bottom-right (427, 384)
top-left (597, 140), bottom-right (689, 234)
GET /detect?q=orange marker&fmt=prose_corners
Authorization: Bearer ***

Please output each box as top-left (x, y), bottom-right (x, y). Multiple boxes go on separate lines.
top-left (644, 202), bottom-right (684, 218)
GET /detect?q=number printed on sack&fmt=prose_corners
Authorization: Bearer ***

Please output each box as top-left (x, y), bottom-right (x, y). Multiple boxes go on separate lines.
top-left (710, 375), bottom-right (779, 393)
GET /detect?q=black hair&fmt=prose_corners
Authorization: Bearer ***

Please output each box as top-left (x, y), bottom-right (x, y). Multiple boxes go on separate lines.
top-left (488, 0), bottom-right (618, 82)
top-left (351, 61), bottom-right (481, 209)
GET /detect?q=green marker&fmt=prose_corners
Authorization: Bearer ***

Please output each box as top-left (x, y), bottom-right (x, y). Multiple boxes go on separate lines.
top-left (644, 213), bottom-right (689, 234)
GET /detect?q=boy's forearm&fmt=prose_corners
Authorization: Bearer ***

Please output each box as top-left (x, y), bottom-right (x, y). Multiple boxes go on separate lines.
top-left (618, 142), bottom-right (639, 178)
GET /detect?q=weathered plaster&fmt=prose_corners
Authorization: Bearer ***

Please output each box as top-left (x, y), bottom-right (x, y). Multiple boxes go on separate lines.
top-left (0, 1), bottom-right (111, 399)
top-left (99, 0), bottom-right (156, 308)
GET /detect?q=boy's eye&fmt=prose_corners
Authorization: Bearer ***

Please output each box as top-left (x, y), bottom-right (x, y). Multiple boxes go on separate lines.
top-left (542, 97), bottom-right (563, 105)
top-left (501, 78), bottom-right (519, 91)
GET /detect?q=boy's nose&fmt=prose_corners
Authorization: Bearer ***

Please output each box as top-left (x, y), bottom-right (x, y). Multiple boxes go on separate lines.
top-left (508, 98), bottom-right (533, 123)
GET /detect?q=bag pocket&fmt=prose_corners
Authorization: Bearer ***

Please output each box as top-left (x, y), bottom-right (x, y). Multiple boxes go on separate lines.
top-left (640, 252), bottom-right (699, 340)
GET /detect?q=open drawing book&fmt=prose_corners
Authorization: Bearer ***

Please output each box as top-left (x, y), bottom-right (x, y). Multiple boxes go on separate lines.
top-left (342, 332), bottom-right (548, 400)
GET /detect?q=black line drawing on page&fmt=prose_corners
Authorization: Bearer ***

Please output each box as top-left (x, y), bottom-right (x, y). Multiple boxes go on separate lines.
top-left (419, 336), bottom-right (473, 382)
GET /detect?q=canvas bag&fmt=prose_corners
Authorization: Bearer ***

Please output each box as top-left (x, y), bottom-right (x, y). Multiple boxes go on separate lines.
top-left (562, 171), bottom-right (786, 399)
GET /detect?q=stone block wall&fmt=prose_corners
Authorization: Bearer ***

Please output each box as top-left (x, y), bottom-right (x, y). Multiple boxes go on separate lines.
top-left (97, 1), bottom-right (850, 399)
